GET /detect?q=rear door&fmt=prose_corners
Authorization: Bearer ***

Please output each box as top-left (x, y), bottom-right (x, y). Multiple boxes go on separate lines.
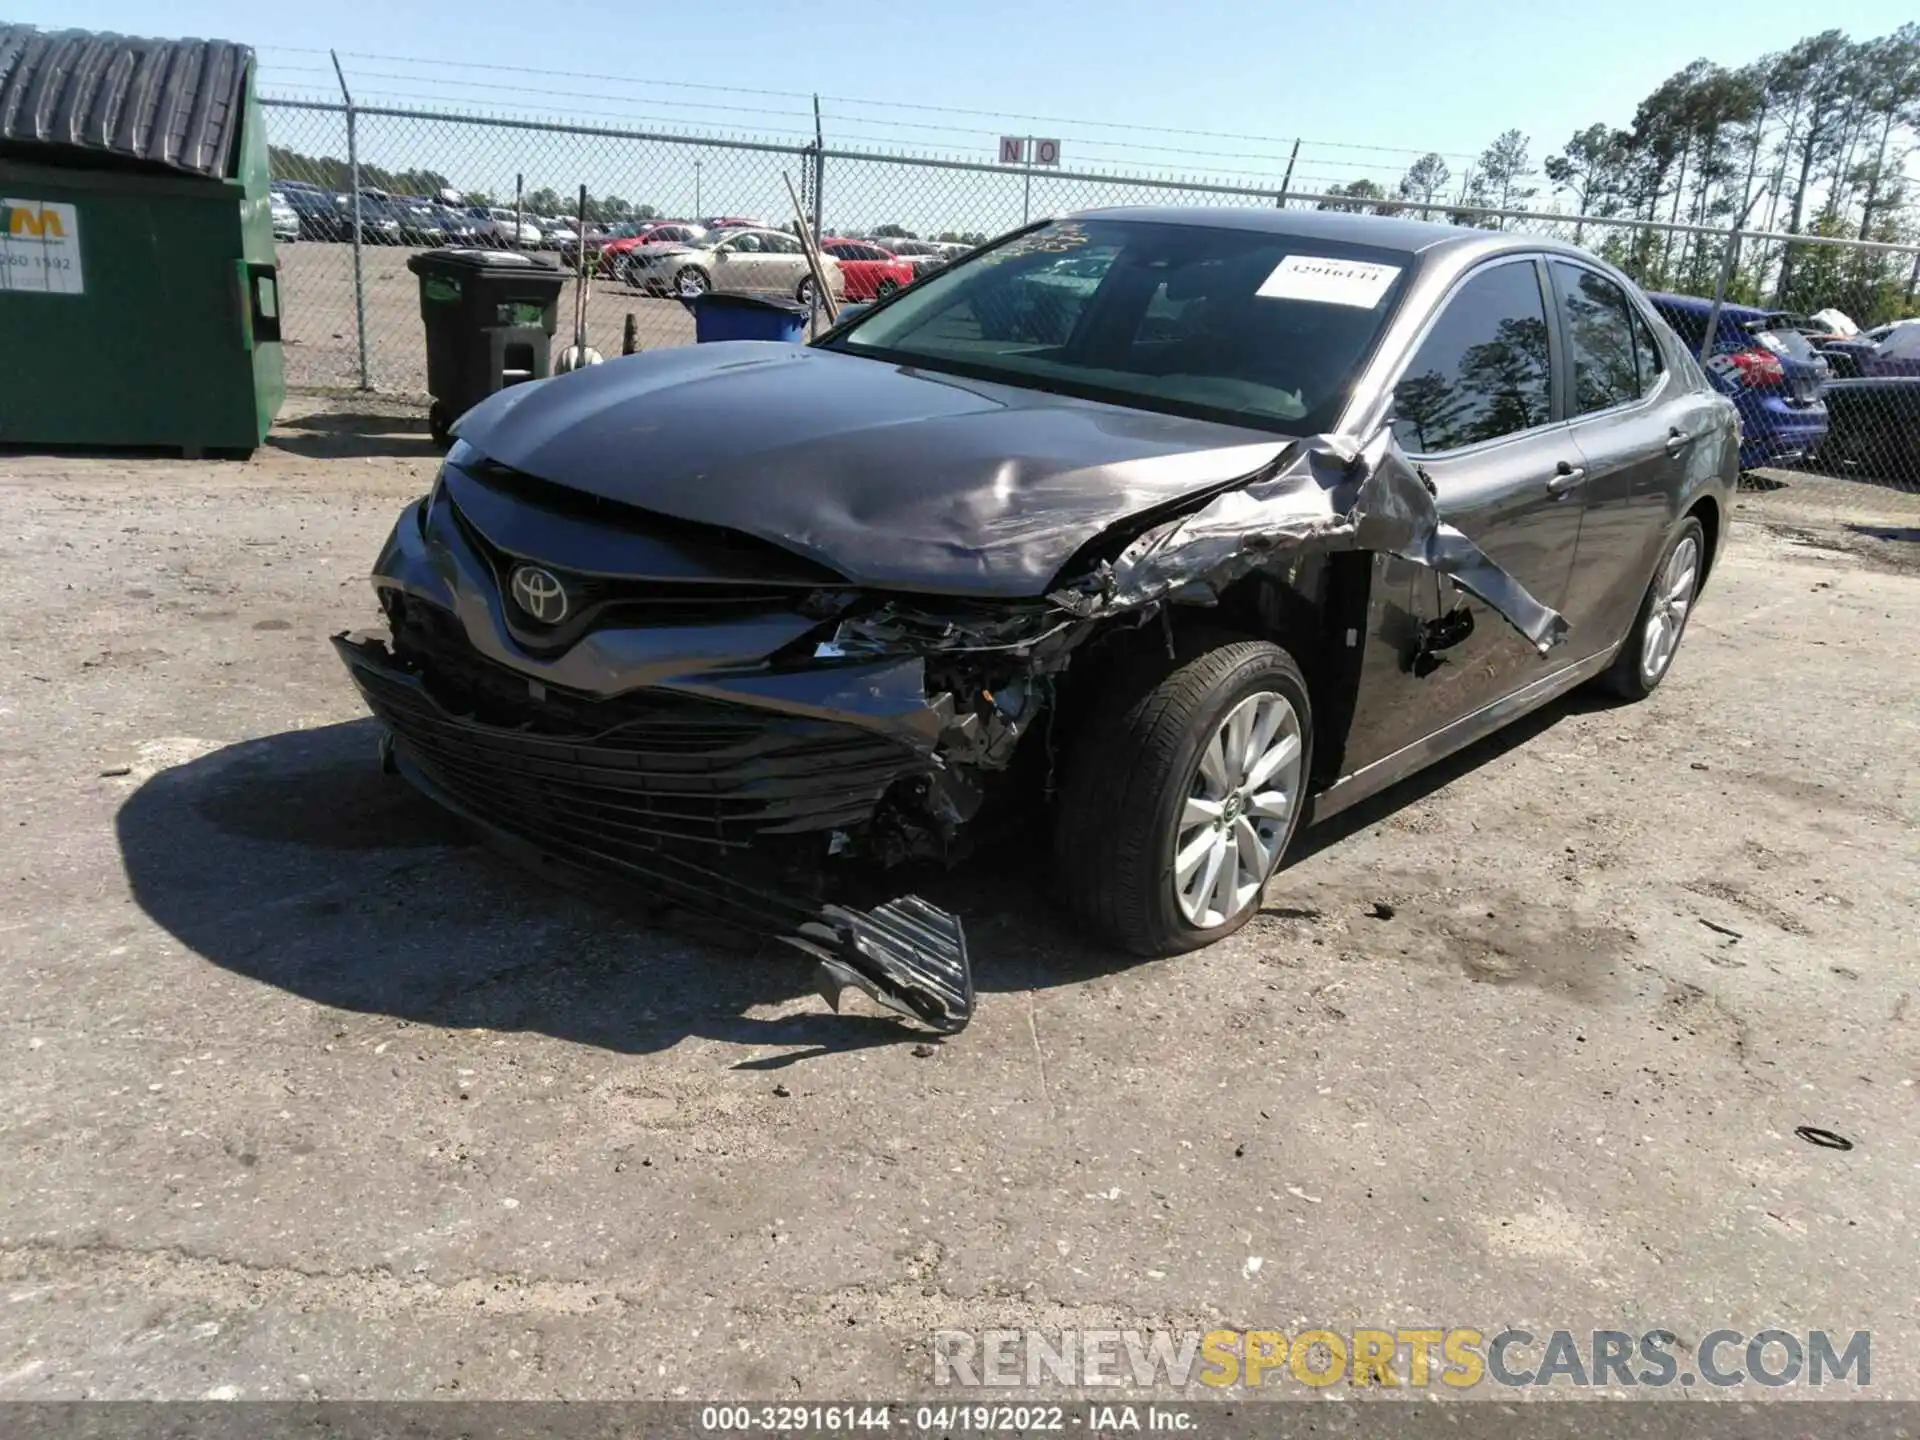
top-left (1550, 261), bottom-right (1713, 662)
top-left (1343, 255), bottom-right (1589, 767)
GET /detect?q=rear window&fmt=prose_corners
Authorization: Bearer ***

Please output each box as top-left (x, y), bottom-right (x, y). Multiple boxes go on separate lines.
top-left (1750, 322), bottom-right (1818, 363)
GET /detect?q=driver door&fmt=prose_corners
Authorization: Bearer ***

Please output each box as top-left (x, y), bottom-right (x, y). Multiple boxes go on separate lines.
top-left (1342, 254), bottom-right (1589, 770)
top-left (712, 232), bottom-right (768, 294)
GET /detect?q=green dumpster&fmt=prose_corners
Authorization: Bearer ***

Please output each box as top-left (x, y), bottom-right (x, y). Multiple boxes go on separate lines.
top-left (0, 26), bottom-right (284, 456)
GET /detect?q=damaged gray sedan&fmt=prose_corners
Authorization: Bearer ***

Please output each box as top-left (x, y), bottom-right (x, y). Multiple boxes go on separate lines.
top-left (334, 208), bottom-right (1737, 1033)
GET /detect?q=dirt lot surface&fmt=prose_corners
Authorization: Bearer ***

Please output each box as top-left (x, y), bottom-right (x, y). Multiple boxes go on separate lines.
top-left (2, 400), bottom-right (1919, 1401)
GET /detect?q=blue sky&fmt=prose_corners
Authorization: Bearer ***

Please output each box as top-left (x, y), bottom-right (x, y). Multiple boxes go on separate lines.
top-left (21, 0), bottom-right (1916, 230)
top-left (28, 0), bottom-right (1913, 167)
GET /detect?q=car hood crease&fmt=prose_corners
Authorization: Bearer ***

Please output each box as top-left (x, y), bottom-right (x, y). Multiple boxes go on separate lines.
top-left (452, 343), bottom-right (1292, 597)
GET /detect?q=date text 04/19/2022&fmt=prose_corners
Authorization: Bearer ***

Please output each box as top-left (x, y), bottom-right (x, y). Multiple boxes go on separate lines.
top-left (698, 1404), bottom-right (1197, 1432)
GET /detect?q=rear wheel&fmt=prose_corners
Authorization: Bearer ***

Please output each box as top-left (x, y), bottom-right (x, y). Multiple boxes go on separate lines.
top-left (795, 276), bottom-right (816, 306)
top-left (1053, 638), bottom-right (1313, 955)
top-left (1597, 517), bottom-right (1704, 700)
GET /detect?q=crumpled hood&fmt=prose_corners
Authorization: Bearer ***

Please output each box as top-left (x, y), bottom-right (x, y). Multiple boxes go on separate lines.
top-left (453, 343), bottom-right (1287, 597)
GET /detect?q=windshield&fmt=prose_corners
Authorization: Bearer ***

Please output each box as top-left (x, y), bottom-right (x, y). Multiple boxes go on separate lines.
top-left (824, 217), bottom-right (1412, 433)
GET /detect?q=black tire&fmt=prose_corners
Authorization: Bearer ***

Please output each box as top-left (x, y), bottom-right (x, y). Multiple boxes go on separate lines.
top-left (428, 402), bottom-right (452, 450)
top-left (1596, 515), bottom-right (1705, 701)
top-left (675, 265), bottom-right (710, 297)
top-left (1053, 637), bottom-right (1314, 957)
top-left (795, 276), bottom-right (816, 306)
top-left (875, 278), bottom-right (900, 298)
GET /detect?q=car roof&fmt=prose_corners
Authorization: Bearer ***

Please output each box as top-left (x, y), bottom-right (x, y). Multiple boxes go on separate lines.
top-left (1063, 205), bottom-right (1551, 259)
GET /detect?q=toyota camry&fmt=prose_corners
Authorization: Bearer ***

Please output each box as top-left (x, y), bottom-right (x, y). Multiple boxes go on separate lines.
top-left (333, 208), bottom-right (1737, 1033)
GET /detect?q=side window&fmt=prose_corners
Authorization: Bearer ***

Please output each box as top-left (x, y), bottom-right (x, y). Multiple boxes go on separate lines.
top-left (1553, 262), bottom-right (1640, 413)
top-left (1629, 306), bottom-right (1665, 398)
top-left (766, 233), bottom-right (802, 254)
top-left (1392, 261), bottom-right (1552, 454)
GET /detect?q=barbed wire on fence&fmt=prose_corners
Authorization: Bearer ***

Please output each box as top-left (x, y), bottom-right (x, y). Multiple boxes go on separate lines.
top-left (259, 95), bottom-right (1920, 513)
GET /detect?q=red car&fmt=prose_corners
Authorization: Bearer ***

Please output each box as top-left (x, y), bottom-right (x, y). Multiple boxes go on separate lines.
top-left (821, 239), bottom-right (918, 302)
top-left (597, 221), bottom-right (710, 279)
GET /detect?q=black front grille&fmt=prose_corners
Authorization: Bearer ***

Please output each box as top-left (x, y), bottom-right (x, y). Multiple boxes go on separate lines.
top-left (337, 631), bottom-right (927, 860)
top-left (446, 501), bottom-right (812, 638)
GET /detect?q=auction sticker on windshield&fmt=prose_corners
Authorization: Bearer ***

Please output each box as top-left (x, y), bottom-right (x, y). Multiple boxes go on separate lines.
top-left (1257, 255), bottom-right (1399, 308)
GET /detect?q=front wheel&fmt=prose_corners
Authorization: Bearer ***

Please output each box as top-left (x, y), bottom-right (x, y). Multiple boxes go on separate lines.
top-left (676, 266), bottom-right (711, 297)
top-left (1053, 638), bottom-right (1313, 956)
top-left (1597, 516), bottom-right (1704, 700)
top-left (875, 278), bottom-right (900, 298)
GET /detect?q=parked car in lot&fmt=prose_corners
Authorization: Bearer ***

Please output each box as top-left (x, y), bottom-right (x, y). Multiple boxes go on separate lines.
top-left (876, 237), bottom-right (964, 274)
top-left (396, 204), bottom-right (449, 246)
top-left (465, 207), bottom-right (543, 248)
top-left (269, 192), bottom-right (300, 243)
top-left (1817, 376), bottom-right (1920, 482)
top-left (285, 187), bottom-right (348, 241)
top-left (622, 225), bottom-right (843, 303)
top-left (821, 238), bottom-right (918, 300)
top-left (334, 207), bottom-right (1735, 1032)
top-left (351, 196), bottom-right (405, 245)
top-left (433, 208), bottom-right (486, 245)
top-left (600, 222), bottom-right (709, 280)
top-left (537, 217), bottom-right (579, 250)
top-left (1648, 292), bottom-right (1829, 470)
top-left (1855, 319), bottom-right (1920, 377)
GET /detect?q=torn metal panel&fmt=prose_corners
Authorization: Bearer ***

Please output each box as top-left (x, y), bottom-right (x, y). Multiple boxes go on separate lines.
top-left (1052, 426), bottom-right (1569, 654)
top-left (790, 896), bottom-right (974, 1033)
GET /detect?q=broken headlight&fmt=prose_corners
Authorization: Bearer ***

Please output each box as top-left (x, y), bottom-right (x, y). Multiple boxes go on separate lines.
top-left (813, 600), bottom-right (1079, 660)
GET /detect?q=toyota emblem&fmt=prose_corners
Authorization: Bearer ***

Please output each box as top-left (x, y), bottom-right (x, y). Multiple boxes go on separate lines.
top-left (509, 565), bottom-right (569, 624)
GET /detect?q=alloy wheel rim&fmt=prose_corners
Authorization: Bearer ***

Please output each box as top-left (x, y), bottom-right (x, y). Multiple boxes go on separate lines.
top-left (678, 270), bottom-right (708, 296)
top-left (1172, 691), bottom-right (1303, 929)
top-left (1640, 535), bottom-right (1700, 683)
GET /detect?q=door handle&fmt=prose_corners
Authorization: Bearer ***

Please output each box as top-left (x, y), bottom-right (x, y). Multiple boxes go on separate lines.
top-left (1665, 428), bottom-right (1698, 456)
top-left (1546, 462), bottom-right (1585, 496)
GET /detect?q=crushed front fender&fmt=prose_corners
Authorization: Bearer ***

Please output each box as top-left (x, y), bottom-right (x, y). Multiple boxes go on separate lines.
top-left (1053, 425), bottom-right (1570, 654)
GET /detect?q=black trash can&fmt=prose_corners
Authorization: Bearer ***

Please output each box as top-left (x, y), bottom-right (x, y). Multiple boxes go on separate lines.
top-left (408, 249), bottom-right (566, 445)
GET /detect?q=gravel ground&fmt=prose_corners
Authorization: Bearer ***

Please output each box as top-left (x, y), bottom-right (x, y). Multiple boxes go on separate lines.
top-left (2, 402), bottom-right (1918, 1401)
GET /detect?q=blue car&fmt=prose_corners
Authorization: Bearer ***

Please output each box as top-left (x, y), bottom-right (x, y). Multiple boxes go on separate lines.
top-left (1649, 293), bottom-right (1830, 470)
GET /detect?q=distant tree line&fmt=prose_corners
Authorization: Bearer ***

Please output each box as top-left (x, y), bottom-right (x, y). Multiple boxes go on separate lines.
top-left (1315, 23), bottom-right (1920, 320)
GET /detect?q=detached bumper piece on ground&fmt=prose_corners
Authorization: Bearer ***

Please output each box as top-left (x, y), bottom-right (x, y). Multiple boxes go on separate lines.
top-left (333, 632), bottom-right (975, 1033)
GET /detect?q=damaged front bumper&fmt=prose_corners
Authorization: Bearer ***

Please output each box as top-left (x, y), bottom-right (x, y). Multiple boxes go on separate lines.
top-left (333, 630), bottom-right (975, 1032)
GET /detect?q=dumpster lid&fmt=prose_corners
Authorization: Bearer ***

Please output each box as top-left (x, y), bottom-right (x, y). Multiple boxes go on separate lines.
top-left (680, 291), bottom-right (809, 316)
top-left (0, 25), bottom-right (253, 179)
top-left (407, 247), bottom-right (560, 275)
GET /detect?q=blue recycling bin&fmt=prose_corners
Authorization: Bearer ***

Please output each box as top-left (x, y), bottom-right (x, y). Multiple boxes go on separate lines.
top-left (681, 292), bottom-right (808, 343)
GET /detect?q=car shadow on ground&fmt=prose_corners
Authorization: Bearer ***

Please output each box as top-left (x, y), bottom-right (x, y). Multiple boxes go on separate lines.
top-left (116, 697), bottom-right (1606, 1060)
top-left (266, 408), bottom-right (442, 461)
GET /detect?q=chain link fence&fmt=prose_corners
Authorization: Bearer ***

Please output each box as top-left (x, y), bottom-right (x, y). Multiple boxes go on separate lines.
top-left (261, 98), bottom-right (1920, 517)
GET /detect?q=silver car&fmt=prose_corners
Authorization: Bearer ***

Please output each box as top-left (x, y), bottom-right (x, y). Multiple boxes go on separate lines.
top-left (625, 226), bottom-right (844, 305)
top-left (269, 193), bottom-right (299, 243)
